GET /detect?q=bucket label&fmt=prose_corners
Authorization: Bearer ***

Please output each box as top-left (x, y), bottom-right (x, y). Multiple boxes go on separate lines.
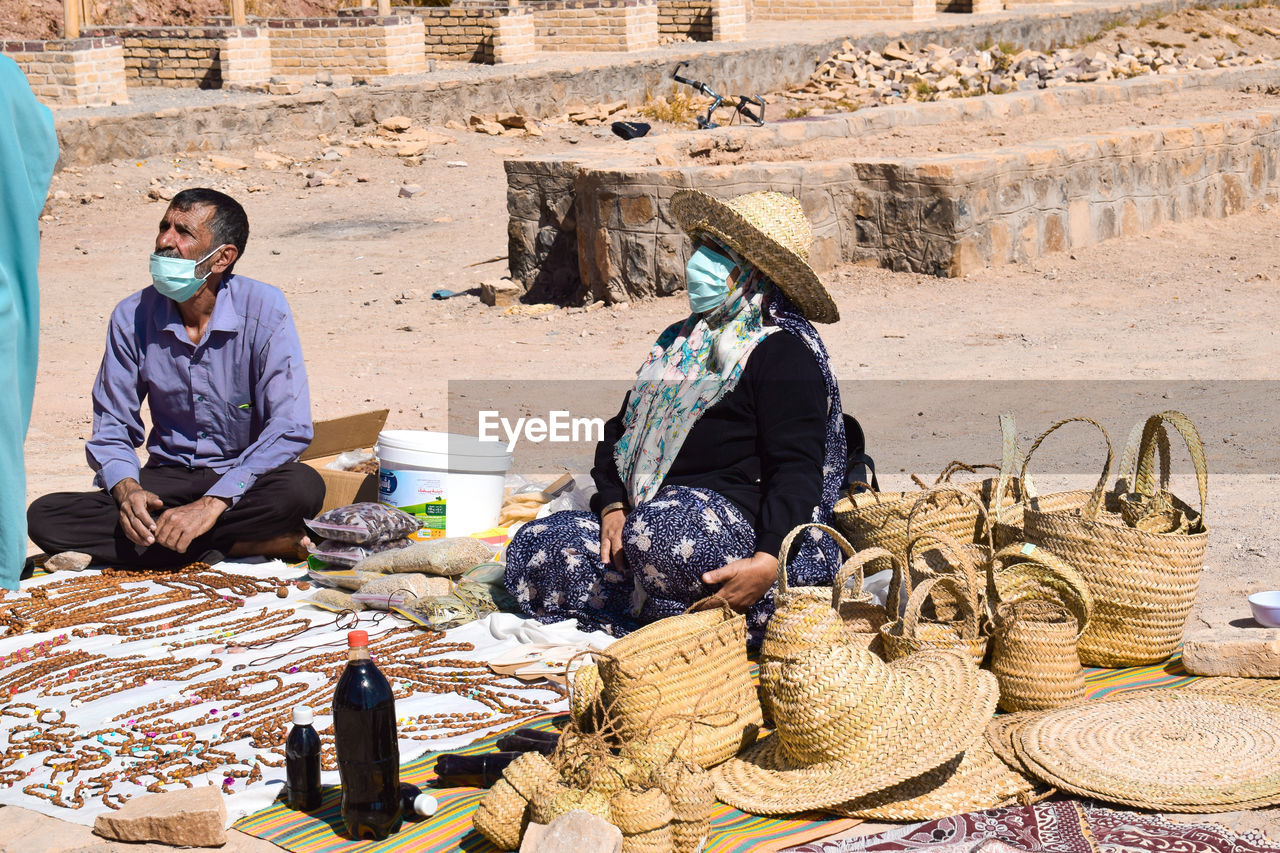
top-left (380, 468), bottom-right (446, 537)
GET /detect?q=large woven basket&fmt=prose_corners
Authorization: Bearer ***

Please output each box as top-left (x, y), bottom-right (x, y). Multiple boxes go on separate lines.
top-left (880, 573), bottom-right (988, 666)
top-left (1017, 414), bottom-right (1208, 667)
top-left (596, 604), bottom-right (762, 769)
top-left (833, 460), bottom-right (1029, 557)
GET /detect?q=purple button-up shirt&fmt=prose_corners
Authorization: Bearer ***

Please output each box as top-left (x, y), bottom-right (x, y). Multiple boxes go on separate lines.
top-left (86, 274), bottom-right (312, 505)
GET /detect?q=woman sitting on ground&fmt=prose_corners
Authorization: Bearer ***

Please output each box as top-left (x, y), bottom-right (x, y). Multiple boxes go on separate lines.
top-left (504, 190), bottom-right (846, 643)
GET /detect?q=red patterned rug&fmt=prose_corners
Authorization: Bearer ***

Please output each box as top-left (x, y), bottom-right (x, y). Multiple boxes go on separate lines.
top-left (786, 801), bottom-right (1280, 853)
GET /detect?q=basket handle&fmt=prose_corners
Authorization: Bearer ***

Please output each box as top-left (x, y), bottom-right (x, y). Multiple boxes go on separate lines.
top-left (900, 575), bottom-right (979, 641)
top-left (776, 522), bottom-right (854, 596)
top-left (1116, 420), bottom-right (1171, 496)
top-left (936, 461), bottom-right (1001, 483)
top-left (904, 484), bottom-right (995, 556)
top-left (1122, 411), bottom-right (1209, 526)
top-left (830, 547), bottom-right (898, 610)
top-left (1018, 417), bottom-right (1114, 522)
top-left (992, 542), bottom-right (1092, 634)
top-left (993, 413), bottom-right (1038, 526)
top-left (902, 528), bottom-right (981, 619)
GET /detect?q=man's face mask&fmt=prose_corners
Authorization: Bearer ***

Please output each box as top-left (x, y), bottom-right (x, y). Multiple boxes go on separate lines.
top-left (685, 244), bottom-right (736, 314)
top-left (149, 245), bottom-right (226, 303)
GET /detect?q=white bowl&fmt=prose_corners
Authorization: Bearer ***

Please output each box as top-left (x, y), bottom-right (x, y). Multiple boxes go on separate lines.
top-left (1248, 591), bottom-right (1280, 628)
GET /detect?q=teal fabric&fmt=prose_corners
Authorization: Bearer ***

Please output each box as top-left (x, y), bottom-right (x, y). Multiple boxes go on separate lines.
top-left (0, 57), bottom-right (58, 589)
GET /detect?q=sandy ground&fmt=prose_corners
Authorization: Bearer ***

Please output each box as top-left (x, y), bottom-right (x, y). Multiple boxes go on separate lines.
top-left (11, 5), bottom-right (1280, 849)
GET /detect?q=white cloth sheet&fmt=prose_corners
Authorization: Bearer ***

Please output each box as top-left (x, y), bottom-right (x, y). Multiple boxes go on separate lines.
top-left (0, 561), bottom-right (605, 827)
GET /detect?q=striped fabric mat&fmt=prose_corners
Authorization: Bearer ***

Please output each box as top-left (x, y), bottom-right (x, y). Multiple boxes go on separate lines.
top-left (234, 652), bottom-right (1200, 853)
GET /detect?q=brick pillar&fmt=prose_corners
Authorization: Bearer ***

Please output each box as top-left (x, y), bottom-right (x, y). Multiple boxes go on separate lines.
top-left (220, 29), bottom-right (271, 86)
top-left (621, 0), bottom-right (659, 52)
top-left (710, 0), bottom-right (745, 41)
top-left (492, 11), bottom-right (536, 63)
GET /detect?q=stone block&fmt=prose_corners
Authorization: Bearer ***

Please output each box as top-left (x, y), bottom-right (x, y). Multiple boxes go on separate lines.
top-left (93, 786), bottom-right (226, 847)
top-left (1183, 627), bottom-right (1280, 677)
top-left (481, 277), bottom-right (524, 306)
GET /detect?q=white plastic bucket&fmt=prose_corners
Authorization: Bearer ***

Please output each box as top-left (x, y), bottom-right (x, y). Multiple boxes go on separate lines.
top-left (377, 430), bottom-right (513, 538)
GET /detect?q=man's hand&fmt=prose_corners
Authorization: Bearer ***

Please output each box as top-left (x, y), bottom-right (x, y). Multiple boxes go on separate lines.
top-left (699, 552), bottom-right (779, 612)
top-left (153, 496), bottom-right (230, 555)
top-left (112, 479), bottom-right (164, 547)
top-left (600, 508), bottom-right (628, 575)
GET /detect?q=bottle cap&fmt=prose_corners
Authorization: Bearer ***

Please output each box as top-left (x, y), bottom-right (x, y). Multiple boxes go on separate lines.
top-left (413, 794), bottom-right (439, 817)
top-left (292, 705), bottom-right (313, 726)
top-left (347, 630), bottom-right (369, 648)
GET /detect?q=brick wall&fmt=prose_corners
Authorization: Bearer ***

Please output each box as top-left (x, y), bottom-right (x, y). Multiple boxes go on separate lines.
top-left (752, 0), bottom-right (933, 21)
top-left (492, 11), bottom-right (537, 63)
top-left (659, 0), bottom-right (712, 40)
top-left (265, 15), bottom-right (428, 76)
top-left (2, 37), bottom-right (129, 107)
top-left (418, 6), bottom-right (499, 62)
top-left (528, 0), bottom-right (659, 52)
top-left (711, 0), bottom-right (746, 41)
top-left (83, 26), bottom-right (269, 88)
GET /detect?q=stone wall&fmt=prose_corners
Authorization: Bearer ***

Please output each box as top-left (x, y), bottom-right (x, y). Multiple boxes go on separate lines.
top-left (752, 0), bottom-right (933, 22)
top-left (82, 26), bottom-right (269, 88)
top-left (266, 15), bottom-right (428, 76)
top-left (528, 0), bottom-right (659, 53)
top-left (505, 63), bottom-right (1280, 302)
top-left (2, 37), bottom-right (128, 107)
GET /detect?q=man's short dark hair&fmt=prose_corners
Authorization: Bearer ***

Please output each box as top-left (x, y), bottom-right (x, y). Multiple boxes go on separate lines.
top-left (170, 188), bottom-right (249, 274)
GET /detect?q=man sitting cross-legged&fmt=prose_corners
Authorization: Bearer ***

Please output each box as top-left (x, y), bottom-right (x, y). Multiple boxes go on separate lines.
top-left (28, 188), bottom-right (323, 569)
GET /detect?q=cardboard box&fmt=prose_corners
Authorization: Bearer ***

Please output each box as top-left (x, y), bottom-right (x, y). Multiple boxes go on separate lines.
top-left (300, 409), bottom-right (389, 513)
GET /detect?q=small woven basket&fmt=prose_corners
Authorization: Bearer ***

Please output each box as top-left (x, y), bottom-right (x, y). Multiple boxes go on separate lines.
top-left (760, 523), bottom-right (857, 669)
top-left (622, 825), bottom-right (675, 853)
top-left (673, 819), bottom-right (709, 853)
top-left (473, 778), bottom-right (531, 851)
top-left (610, 787), bottom-right (674, 835)
top-left (891, 487), bottom-right (996, 620)
top-left (880, 573), bottom-right (988, 665)
top-left (991, 599), bottom-right (1087, 712)
top-left (1015, 414), bottom-right (1208, 666)
top-left (654, 759), bottom-right (716, 822)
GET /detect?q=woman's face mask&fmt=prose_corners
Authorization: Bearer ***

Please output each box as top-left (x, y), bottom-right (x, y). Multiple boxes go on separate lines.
top-left (685, 244), bottom-right (736, 314)
top-left (149, 244), bottom-right (226, 303)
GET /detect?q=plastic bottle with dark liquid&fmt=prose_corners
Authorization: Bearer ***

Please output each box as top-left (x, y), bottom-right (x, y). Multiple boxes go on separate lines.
top-left (432, 751), bottom-right (522, 788)
top-left (333, 630), bottom-right (402, 840)
top-left (284, 705), bottom-right (322, 812)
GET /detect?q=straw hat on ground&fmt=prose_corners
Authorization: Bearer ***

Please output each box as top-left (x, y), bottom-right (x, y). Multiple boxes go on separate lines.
top-left (714, 643), bottom-right (998, 814)
top-left (670, 189), bottom-right (839, 324)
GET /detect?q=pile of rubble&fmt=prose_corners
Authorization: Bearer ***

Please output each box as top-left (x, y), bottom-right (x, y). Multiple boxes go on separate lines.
top-left (793, 34), bottom-right (1277, 108)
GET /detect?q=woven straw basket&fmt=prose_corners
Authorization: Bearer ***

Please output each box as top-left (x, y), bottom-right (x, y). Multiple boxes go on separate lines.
top-left (834, 460), bottom-right (1027, 557)
top-left (596, 604), bottom-right (762, 769)
top-left (762, 523), bottom-right (889, 661)
top-left (887, 487), bottom-right (997, 621)
top-left (989, 542), bottom-right (1092, 712)
top-left (1016, 414), bottom-right (1208, 667)
top-left (880, 572), bottom-right (988, 666)
top-left (991, 600), bottom-right (1087, 712)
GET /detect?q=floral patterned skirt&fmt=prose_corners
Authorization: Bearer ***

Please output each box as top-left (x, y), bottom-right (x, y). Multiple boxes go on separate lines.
top-left (503, 485), bottom-right (836, 644)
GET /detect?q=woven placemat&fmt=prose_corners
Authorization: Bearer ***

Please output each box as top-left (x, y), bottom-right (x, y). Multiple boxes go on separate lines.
top-left (1012, 691), bottom-right (1280, 812)
top-left (1184, 676), bottom-right (1280, 702)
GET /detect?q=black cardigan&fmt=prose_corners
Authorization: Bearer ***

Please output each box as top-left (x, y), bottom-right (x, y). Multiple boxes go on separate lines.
top-left (589, 330), bottom-right (829, 556)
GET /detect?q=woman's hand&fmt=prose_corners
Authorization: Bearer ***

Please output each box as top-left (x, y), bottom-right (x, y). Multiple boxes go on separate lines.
top-left (699, 552), bottom-right (779, 612)
top-left (600, 508), bottom-right (628, 575)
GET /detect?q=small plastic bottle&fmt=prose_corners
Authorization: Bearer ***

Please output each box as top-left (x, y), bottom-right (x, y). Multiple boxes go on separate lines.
top-left (400, 782), bottom-right (438, 819)
top-left (284, 705), bottom-right (322, 812)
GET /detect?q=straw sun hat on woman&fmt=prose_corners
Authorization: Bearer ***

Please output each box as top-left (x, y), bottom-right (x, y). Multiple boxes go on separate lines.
top-left (504, 188), bottom-right (850, 648)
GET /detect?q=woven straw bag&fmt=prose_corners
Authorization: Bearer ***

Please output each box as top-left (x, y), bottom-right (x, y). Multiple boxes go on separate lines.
top-left (889, 487), bottom-right (997, 620)
top-left (880, 572), bottom-right (988, 665)
top-left (991, 413), bottom-right (1094, 549)
top-left (761, 523), bottom-right (858, 669)
top-left (1016, 413), bottom-right (1208, 667)
top-left (596, 604), bottom-right (762, 769)
top-left (833, 460), bottom-right (1026, 556)
top-left (991, 600), bottom-right (1087, 712)
top-left (473, 779), bottom-right (533, 850)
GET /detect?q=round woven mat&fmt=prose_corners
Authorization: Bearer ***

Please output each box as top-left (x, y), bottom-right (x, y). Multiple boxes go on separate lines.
top-left (1184, 676), bottom-right (1280, 703)
top-left (828, 730), bottom-right (1040, 821)
top-left (1013, 691), bottom-right (1280, 811)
